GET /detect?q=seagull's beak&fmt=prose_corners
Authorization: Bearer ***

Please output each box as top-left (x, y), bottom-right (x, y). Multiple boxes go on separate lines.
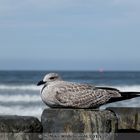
top-left (37, 80), bottom-right (46, 86)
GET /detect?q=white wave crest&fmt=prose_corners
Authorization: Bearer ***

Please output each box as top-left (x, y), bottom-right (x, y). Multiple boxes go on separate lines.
top-left (0, 94), bottom-right (42, 102)
top-left (0, 105), bottom-right (46, 119)
top-left (1, 84), bottom-right (140, 92)
top-left (0, 84), bottom-right (41, 91)
top-left (114, 85), bottom-right (140, 92)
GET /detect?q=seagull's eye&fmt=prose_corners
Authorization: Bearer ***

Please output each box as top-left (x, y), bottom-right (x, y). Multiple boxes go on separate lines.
top-left (49, 76), bottom-right (57, 80)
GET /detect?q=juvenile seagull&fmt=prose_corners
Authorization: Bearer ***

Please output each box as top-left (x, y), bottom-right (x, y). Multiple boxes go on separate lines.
top-left (37, 73), bottom-right (140, 108)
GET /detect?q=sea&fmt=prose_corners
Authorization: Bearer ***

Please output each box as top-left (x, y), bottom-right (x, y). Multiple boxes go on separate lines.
top-left (0, 71), bottom-right (140, 119)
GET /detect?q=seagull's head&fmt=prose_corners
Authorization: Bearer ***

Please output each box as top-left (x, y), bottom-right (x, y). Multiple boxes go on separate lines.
top-left (37, 73), bottom-right (62, 86)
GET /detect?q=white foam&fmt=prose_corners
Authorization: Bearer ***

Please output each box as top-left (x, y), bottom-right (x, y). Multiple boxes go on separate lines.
top-left (0, 84), bottom-right (40, 91)
top-left (113, 85), bottom-right (140, 92)
top-left (0, 105), bottom-right (46, 119)
top-left (1, 84), bottom-right (140, 92)
top-left (0, 94), bottom-right (42, 102)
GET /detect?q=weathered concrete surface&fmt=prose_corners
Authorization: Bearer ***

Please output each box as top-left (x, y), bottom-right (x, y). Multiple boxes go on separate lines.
top-left (0, 115), bottom-right (42, 140)
top-left (107, 107), bottom-right (140, 131)
top-left (41, 109), bottom-right (117, 140)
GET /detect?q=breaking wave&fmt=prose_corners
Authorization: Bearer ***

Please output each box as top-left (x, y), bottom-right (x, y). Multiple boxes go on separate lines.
top-left (0, 105), bottom-right (46, 119)
top-left (0, 94), bottom-right (41, 102)
top-left (112, 85), bottom-right (140, 92)
top-left (0, 84), bottom-right (140, 91)
top-left (0, 84), bottom-right (40, 91)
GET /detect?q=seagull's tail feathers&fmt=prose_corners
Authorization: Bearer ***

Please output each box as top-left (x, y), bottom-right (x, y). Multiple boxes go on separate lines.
top-left (120, 91), bottom-right (140, 99)
top-left (107, 92), bottom-right (140, 104)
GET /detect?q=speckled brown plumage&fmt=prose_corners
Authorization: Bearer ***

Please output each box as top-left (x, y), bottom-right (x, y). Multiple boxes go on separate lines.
top-left (37, 73), bottom-right (123, 108)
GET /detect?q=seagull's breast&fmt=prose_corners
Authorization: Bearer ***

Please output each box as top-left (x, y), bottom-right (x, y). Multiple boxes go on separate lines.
top-left (41, 84), bottom-right (57, 106)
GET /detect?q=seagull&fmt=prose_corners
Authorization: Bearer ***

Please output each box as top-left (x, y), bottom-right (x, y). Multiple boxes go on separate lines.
top-left (37, 73), bottom-right (140, 108)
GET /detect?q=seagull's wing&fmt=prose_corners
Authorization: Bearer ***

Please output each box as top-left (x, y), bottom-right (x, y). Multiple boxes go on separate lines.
top-left (55, 83), bottom-right (121, 108)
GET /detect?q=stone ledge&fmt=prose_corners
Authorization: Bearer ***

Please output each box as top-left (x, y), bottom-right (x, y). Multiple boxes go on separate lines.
top-left (41, 109), bottom-right (117, 140)
top-left (0, 115), bottom-right (42, 140)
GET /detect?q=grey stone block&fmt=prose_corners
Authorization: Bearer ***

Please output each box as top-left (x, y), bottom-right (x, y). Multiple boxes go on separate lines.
top-left (41, 109), bottom-right (117, 140)
top-left (0, 115), bottom-right (42, 140)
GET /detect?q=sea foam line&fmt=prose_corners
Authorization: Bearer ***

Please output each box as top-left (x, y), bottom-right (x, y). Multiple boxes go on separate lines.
top-left (114, 85), bottom-right (140, 92)
top-left (0, 84), bottom-right (40, 91)
top-left (0, 94), bottom-right (42, 102)
top-left (0, 106), bottom-right (45, 119)
top-left (0, 84), bottom-right (140, 91)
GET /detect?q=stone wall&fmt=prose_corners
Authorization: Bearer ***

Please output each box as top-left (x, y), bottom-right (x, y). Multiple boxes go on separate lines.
top-left (0, 108), bottom-right (139, 140)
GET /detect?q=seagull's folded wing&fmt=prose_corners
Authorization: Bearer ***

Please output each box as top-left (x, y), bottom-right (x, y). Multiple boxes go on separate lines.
top-left (55, 85), bottom-right (113, 108)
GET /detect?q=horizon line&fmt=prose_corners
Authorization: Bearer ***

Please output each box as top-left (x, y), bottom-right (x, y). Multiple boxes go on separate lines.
top-left (0, 69), bottom-right (140, 72)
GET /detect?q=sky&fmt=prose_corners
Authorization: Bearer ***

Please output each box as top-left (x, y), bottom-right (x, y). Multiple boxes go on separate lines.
top-left (0, 0), bottom-right (140, 71)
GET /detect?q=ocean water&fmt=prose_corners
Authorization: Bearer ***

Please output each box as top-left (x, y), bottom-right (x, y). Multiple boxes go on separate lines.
top-left (0, 71), bottom-right (140, 119)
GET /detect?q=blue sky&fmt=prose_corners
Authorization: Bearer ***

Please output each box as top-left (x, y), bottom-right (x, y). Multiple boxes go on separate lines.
top-left (0, 0), bottom-right (140, 70)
